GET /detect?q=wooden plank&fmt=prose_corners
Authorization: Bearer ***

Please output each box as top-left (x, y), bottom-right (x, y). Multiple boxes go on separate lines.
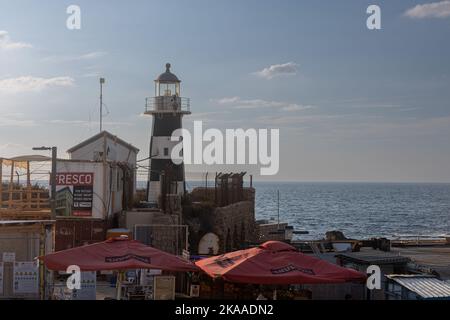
top-left (8, 160), bottom-right (14, 208)
top-left (0, 158), bottom-right (3, 208)
top-left (27, 161), bottom-right (31, 208)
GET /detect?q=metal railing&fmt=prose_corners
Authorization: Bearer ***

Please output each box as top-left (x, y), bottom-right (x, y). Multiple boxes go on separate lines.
top-left (144, 96), bottom-right (190, 114)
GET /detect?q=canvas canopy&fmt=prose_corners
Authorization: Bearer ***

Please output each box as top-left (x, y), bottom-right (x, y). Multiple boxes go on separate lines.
top-left (196, 241), bottom-right (366, 284)
top-left (39, 237), bottom-right (198, 272)
top-left (0, 155), bottom-right (51, 169)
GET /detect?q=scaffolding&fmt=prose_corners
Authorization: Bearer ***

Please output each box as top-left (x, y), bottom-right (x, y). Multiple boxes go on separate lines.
top-left (0, 156), bottom-right (51, 220)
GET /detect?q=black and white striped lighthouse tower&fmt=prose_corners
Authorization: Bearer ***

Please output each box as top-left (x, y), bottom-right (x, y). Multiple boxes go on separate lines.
top-left (144, 63), bottom-right (191, 205)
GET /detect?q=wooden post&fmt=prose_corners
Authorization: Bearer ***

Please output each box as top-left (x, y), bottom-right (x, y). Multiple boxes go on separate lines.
top-left (0, 158), bottom-right (3, 208)
top-left (8, 160), bottom-right (14, 208)
top-left (37, 192), bottom-right (41, 210)
top-left (27, 160), bottom-right (31, 209)
top-left (39, 223), bottom-right (45, 300)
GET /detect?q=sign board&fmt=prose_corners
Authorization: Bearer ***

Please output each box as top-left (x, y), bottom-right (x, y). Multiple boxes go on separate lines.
top-left (71, 272), bottom-right (96, 300)
top-left (190, 284), bottom-right (200, 298)
top-left (182, 249), bottom-right (190, 261)
top-left (153, 276), bottom-right (175, 300)
top-left (13, 261), bottom-right (39, 295)
top-left (0, 263), bottom-right (3, 295)
top-left (56, 172), bottom-right (94, 217)
top-left (2, 252), bottom-right (15, 263)
top-left (140, 269), bottom-right (161, 286)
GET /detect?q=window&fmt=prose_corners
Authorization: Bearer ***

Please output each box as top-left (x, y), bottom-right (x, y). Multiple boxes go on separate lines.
top-left (164, 147), bottom-right (169, 156)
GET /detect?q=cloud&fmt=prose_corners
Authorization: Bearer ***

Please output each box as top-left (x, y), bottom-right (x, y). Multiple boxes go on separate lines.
top-left (256, 114), bottom-right (340, 126)
top-left (0, 76), bottom-right (75, 94)
top-left (253, 62), bottom-right (299, 79)
top-left (77, 51), bottom-right (107, 60)
top-left (0, 113), bottom-right (36, 127)
top-left (81, 72), bottom-right (101, 78)
top-left (0, 30), bottom-right (32, 50)
top-left (42, 51), bottom-right (107, 63)
top-left (47, 119), bottom-right (132, 127)
top-left (0, 143), bottom-right (26, 150)
top-left (214, 96), bottom-right (315, 112)
top-left (404, 1), bottom-right (450, 19)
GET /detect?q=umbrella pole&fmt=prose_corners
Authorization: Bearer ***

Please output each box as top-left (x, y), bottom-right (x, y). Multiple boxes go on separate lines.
top-left (116, 271), bottom-right (123, 300)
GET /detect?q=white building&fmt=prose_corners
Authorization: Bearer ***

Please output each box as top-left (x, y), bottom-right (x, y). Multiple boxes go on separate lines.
top-left (55, 131), bottom-right (139, 220)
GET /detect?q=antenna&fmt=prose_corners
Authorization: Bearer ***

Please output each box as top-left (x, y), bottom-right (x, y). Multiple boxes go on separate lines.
top-left (99, 77), bottom-right (105, 132)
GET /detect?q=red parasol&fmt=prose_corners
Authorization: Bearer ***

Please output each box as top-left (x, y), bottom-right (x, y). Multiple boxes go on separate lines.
top-left (39, 237), bottom-right (198, 272)
top-left (195, 241), bottom-right (366, 284)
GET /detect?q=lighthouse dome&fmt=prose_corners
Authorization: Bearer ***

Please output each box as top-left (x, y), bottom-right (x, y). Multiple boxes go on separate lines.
top-left (155, 63), bottom-right (181, 83)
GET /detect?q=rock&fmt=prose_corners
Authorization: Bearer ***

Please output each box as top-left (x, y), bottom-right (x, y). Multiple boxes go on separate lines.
top-left (325, 230), bottom-right (347, 241)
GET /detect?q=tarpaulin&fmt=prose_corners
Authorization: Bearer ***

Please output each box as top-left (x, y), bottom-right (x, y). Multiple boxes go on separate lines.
top-left (196, 241), bottom-right (366, 284)
top-left (39, 237), bottom-right (198, 272)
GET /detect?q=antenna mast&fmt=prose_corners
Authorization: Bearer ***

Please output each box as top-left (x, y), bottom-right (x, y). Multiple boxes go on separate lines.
top-left (99, 77), bottom-right (105, 132)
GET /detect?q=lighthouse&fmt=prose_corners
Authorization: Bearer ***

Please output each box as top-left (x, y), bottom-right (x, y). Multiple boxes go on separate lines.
top-left (144, 63), bottom-right (191, 206)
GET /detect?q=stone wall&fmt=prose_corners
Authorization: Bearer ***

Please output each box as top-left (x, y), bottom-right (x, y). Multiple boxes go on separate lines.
top-left (184, 198), bottom-right (256, 254)
top-left (212, 200), bottom-right (256, 252)
top-left (190, 187), bottom-right (255, 206)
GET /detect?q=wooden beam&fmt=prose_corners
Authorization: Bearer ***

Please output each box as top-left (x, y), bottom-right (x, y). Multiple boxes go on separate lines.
top-left (27, 160), bottom-right (31, 209)
top-left (0, 158), bottom-right (3, 208)
top-left (8, 160), bottom-right (14, 208)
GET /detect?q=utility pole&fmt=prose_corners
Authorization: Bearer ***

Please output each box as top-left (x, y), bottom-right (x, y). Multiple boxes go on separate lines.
top-left (32, 146), bottom-right (57, 220)
top-left (100, 77), bottom-right (105, 132)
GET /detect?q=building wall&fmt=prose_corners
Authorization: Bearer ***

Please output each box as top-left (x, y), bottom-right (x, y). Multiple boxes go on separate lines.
top-left (302, 283), bottom-right (366, 300)
top-left (56, 161), bottom-right (106, 219)
top-left (56, 160), bottom-right (133, 220)
top-left (119, 210), bottom-right (184, 254)
top-left (119, 210), bottom-right (180, 234)
top-left (69, 135), bottom-right (137, 194)
top-left (69, 136), bottom-right (137, 165)
top-left (186, 199), bottom-right (256, 254)
top-left (55, 219), bottom-right (106, 251)
top-left (0, 223), bottom-right (53, 299)
top-left (190, 187), bottom-right (255, 205)
top-left (212, 201), bottom-right (256, 252)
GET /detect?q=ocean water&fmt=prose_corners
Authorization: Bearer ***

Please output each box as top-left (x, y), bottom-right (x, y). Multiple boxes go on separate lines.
top-left (252, 182), bottom-right (450, 240)
top-left (186, 181), bottom-right (450, 240)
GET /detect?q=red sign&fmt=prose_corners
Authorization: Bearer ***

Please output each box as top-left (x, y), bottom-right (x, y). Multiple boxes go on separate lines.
top-left (55, 172), bottom-right (94, 217)
top-left (56, 173), bottom-right (94, 186)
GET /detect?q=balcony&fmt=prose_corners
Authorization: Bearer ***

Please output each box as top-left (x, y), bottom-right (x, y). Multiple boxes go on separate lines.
top-left (144, 96), bottom-right (191, 115)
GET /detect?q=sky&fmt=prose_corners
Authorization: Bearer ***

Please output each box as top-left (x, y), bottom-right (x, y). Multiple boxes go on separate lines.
top-left (1, 0), bottom-right (450, 182)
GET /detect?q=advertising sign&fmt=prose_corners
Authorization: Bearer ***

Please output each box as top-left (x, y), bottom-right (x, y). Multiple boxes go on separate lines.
top-left (13, 261), bottom-right (39, 295)
top-left (56, 172), bottom-right (94, 217)
top-left (140, 269), bottom-right (161, 286)
top-left (2, 252), bottom-right (15, 263)
top-left (71, 272), bottom-right (96, 300)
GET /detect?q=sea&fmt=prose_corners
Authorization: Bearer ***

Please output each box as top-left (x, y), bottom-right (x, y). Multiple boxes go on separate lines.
top-left (187, 181), bottom-right (450, 240)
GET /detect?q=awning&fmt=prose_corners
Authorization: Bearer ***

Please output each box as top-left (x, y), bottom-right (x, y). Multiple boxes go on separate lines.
top-left (39, 237), bottom-right (198, 272)
top-left (196, 241), bottom-right (366, 285)
top-left (1, 155), bottom-right (51, 169)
